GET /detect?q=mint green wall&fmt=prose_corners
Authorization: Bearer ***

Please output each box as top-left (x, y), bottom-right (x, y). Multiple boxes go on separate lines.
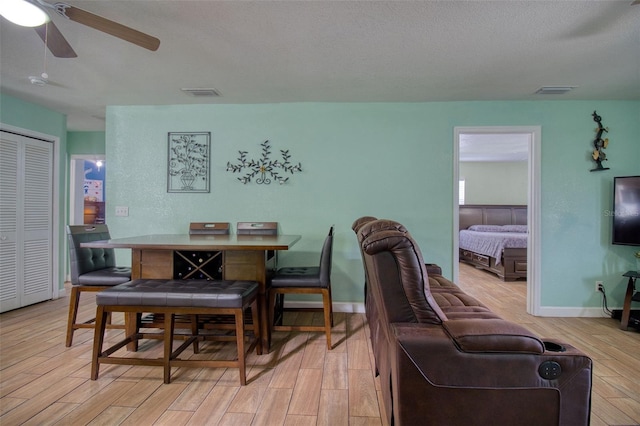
top-left (0, 92), bottom-right (68, 291)
top-left (460, 161), bottom-right (527, 204)
top-left (67, 131), bottom-right (105, 155)
top-left (1, 93), bottom-right (67, 137)
top-left (106, 101), bottom-right (640, 310)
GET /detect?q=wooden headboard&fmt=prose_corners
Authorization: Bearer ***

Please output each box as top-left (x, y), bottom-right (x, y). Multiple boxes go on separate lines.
top-left (459, 205), bottom-right (527, 230)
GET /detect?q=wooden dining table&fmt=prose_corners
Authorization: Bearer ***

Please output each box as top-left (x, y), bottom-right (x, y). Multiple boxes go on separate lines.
top-left (81, 233), bottom-right (301, 352)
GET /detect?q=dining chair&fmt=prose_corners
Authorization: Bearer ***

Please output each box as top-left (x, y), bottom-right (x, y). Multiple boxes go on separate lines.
top-left (66, 225), bottom-right (132, 347)
top-left (268, 225), bottom-right (334, 349)
top-left (237, 221), bottom-right (279, 271)
top-left (188, 222), bottom-right (231, 235)
top-left (236, 221), bottom-right (278, 235)
top-left (176, 222), bottom-right (231, 280)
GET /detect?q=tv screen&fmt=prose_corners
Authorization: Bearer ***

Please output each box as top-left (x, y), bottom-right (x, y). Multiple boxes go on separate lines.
top-left (612, 176), bottom-right (640, 246)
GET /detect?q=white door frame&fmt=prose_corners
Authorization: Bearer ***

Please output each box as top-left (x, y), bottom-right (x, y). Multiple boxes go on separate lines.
top-left (0, 123), bottom-right (61, 300)
top-left (453, 126), bottom-right (541, 315)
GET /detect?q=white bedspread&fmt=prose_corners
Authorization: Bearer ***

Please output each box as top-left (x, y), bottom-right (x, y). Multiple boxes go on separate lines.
top-left (459, 228), bottom-right (527, 265)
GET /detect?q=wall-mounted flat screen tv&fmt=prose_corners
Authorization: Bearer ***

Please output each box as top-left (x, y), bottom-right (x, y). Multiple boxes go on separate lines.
top-left (612, 175), bottom-right (640, 246)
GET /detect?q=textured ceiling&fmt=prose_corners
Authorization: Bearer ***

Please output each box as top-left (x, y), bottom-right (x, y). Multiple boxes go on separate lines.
top-left (1, 0), bottom-right (639, 132)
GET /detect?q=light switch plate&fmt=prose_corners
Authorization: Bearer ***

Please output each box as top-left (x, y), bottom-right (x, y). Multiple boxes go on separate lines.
top-left (115, 206), bottom-right (129, 217)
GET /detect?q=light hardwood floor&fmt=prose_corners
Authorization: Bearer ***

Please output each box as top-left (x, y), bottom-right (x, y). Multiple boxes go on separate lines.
top-left (1, 264), bottom-right (639, 425)
top-left (456, 263), bottom-right (640, 426)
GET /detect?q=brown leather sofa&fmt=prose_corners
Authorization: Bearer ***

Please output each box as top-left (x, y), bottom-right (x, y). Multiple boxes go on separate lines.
top-left (353, 217), bottom-right (592, 426)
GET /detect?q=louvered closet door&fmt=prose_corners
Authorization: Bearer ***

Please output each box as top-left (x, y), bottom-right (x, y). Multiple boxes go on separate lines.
top-left (0, 131), bottom-right (53, 312)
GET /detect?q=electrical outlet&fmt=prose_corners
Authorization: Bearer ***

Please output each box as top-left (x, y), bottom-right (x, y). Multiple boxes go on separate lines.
top-left (595, 281), bottom-right (603, 292)
top-left (115, 206), bottom-right (129, 217)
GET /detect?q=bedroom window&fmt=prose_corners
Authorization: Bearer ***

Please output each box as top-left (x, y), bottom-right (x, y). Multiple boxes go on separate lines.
top-left (459, 179), bottom-right (465, 205)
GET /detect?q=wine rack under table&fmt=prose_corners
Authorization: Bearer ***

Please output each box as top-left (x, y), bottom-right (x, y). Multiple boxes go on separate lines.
top-left (173, 250), bottom-right (223, 280)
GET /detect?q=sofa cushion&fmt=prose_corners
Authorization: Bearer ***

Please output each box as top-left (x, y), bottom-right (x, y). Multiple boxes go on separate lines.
top-left (428, 274), bottom-right (459, 290)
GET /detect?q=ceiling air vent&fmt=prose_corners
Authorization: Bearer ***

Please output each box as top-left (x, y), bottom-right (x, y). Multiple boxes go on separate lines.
top-left (535, 86), bottom-right (576, 95)
top-left (181, 88), bottom-right (221, 97)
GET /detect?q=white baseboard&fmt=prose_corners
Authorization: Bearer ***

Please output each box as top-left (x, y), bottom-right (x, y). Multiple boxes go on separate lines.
top-left (288, 303), bottom-right (613, 318)
top-left (51, 290), bottom-right (611, 318)
top-left (537, 306), bottom-right (613, 318)
top-left (284, 301), bottom-right (365, 314)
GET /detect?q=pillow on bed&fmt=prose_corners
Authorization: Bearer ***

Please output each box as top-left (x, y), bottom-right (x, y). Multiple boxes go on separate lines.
top-left (502, 225), bottom-right (528, 233)
top-left (467, 225), bottom-right (505, 232)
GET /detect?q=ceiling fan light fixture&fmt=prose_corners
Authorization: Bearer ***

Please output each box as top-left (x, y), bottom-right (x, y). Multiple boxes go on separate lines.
top-left (181, 88), bottom-right (221, 97)
top-left (0, 0), bottom-right (49, 27)
top-left (28, 75), bottom-right (48, 86)
top-left (535, 86), bottom-right (576, 95)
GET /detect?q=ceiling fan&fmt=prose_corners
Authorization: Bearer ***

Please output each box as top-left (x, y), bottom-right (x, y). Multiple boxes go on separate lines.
top-left (0, 0), bottom-right (160, 58)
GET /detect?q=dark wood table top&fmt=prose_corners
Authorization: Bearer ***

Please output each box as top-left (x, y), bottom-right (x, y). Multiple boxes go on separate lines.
top-left (81, 234), bottom-right (301, 251)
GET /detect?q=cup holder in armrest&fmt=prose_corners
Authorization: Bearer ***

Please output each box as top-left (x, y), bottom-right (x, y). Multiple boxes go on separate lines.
top-left (543, 341), bottom-right (566, 352)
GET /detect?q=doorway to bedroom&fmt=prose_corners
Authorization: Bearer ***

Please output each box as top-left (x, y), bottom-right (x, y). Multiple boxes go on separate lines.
top-left (69, 155), bottom-right (106, 226)
top-left (453, 126), bottom-right (541, 315)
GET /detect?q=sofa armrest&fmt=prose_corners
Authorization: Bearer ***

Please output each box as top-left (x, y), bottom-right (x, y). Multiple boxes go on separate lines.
top-left (389, 323), bottom-right (592, 425)
top-left (442, 319), bottom-right (544, 354)
top-left (425, 263), bottom-right (442, 276)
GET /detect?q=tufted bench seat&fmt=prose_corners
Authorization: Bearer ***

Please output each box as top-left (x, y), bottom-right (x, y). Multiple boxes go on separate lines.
top-left (91, 279), bottom-right (261, 385)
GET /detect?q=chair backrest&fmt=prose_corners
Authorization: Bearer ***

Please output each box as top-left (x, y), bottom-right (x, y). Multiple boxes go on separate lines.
top-left (66, 224), bottom-right (116, 285)
top-left (318, 226), bottom-right (334, 287)
top-left (237, 222), bottom-right (279, 269)
top-left (189, 222), bottom-right (230, 235)
top-left (358, 220), bottom-right (445, 324)
top-left (237, 222), bottom-right (278, 235)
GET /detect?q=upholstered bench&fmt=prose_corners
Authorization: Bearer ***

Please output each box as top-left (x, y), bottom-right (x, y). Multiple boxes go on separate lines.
top-left (91, 279), bottom-right (261, 385)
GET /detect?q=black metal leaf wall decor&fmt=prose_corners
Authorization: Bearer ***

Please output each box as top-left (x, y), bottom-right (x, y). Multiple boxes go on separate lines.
top-left (226, 140), bottom-right (302, 184)
top-left (590, 111), bottom-right (610, 172)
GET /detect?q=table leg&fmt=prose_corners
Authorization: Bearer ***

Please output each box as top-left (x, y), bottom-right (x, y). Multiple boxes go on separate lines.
top-left (126, 249), bottom-right (142, 351)
top-left (223, 250), bottom-right (271, 352)
top-left (125, 312), bottom-right (138, 351)
top-left (258, 289), bottom-right (271, 352)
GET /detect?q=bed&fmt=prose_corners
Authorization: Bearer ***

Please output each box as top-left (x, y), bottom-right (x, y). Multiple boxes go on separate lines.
top-left (459, 205), bottom-right (527, 281)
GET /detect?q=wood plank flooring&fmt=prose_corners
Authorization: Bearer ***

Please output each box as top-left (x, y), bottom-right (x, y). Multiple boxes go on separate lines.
top-left (456, 263), bottom-right (640, 426)
top-left (1, 264), bottom-right (639, 425)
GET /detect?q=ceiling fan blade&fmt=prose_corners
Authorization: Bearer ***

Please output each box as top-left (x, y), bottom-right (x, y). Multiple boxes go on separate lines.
top-left (34, 21), bottom-right (77, 58)
top-left (58, 4), bottom-right (160, 51)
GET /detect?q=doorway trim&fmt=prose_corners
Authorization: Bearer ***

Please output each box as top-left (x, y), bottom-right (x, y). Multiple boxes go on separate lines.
top-left (453, 126), bottom-right (541, 315)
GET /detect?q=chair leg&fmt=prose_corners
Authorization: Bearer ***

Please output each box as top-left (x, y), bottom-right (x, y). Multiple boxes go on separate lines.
top-left (66, 286), bottom-right (82, 347)
top-left (328, 287), bottom-right (334, 327)
top-left (268, 290), bottom-right (277, 330)
top-left (164, 313), bottom-right (175, 384)
top-left (91, 305), bottom-right (108, 380)
top-left (322, 289), bottom-right (332, 350)
top-left (275, 294), bottom-right (284, 326)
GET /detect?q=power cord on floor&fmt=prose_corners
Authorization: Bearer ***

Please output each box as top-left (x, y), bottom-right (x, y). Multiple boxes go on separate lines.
top-left (598, 286), bottom-right (613, 317)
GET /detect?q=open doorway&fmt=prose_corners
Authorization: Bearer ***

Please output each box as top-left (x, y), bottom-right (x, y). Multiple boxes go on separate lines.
top-left (70, 155), bottom-right (106, 225)
top-left (453, 126), bottom-right (541, 315)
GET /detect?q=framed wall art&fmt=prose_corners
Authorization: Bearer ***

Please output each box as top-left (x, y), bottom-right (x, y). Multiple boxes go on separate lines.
top-left (167, 132), bottom-right (211, 193)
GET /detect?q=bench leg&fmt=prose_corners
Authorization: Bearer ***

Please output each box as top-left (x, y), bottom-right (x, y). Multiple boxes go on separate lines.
top-left (164, 313), bottom-right (175, 384)
top-left (91, 305), bottom-right (108, 380)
